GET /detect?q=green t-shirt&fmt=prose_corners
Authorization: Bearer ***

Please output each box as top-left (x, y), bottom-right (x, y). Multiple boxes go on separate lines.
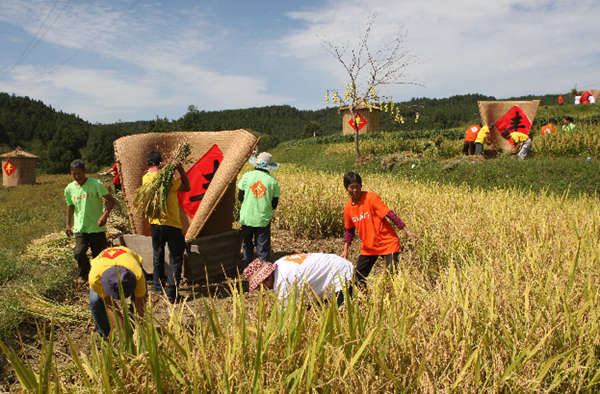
top-left (65, 178), bottom-right (109, 233)
top-left (237, 170), bottom-right (281, 227)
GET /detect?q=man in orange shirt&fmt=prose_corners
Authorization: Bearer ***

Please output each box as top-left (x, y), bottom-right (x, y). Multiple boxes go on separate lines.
top-left (558, 95), bottom-right (564, 105)
top-left (540, 118), bottom-right (558, 135)
top-left (462, 123), bottom-right (482, 156)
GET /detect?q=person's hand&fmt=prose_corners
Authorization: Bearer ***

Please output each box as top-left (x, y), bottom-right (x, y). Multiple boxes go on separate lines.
top-left (98, 214), bottom-right (109, 227)
top-left (405, 230), bottom-right (420, 243)
top-left (65, 226), bottom-right (73, 237)
top-left (340, 250), bottom-right (348, 259)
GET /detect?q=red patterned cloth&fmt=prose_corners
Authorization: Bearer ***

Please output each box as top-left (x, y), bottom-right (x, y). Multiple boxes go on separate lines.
top-left (242, 259), bottom-right (277, 292)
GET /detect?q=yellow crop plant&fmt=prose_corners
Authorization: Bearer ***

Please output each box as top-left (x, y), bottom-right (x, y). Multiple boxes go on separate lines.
top-left (3, 165), bottom-right (600, 393)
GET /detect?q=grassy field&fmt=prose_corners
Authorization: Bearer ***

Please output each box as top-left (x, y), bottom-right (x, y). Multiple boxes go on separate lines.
top-left (3, 109), bottom-right (600, 392)
top-left (3, 163), bottom-right (600, 392)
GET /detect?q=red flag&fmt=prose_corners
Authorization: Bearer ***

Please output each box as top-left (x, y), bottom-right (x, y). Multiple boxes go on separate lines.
top-left (495, 105), bottom-right (532, 136)
top-left (3, 160), bottom-right (16, 176)
top-left (348, 113), bottom-right (368, 131)
top-left (178, 144), bottom-right (224, 219)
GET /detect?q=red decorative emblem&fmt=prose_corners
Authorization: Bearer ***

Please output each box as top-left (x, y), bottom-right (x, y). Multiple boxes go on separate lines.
top-left (349, 114), bottom-right (368, 131)
top-left (3, 161), bottom-right (16, 177)
top-left (101, 248), bottom-right (127, 260)
top-left (178, 144), bottom-right (224, 219)
top-left (495, 106), bottom-right (532, 136)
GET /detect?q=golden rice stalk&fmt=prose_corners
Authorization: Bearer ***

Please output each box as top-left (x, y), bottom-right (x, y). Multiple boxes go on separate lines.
top-left (21, 288), bottom-right (89, 324)
top-left (133, 142), bottom-right (192, 220)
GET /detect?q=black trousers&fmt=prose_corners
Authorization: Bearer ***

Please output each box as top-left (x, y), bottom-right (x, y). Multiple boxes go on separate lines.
top-left (74, 232), bottom-right (107, 279)
top-left (151, 224), bottom-right (186, 299)
top-left (462, 140), bottom-right (475, 155)
top-left (355, 252), bottom-right (399, 283)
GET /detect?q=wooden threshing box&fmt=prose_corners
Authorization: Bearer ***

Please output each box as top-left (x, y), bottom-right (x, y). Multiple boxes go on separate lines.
top-left (112, 130), bottom-right (258, 284)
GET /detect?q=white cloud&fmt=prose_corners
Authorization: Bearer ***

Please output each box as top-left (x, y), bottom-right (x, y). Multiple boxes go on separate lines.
top-left (281, 0), bottom-right (600, 100)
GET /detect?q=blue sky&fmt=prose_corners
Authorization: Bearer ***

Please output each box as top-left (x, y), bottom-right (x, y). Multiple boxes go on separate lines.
top-left (0, 0), bottom-right (598, 124)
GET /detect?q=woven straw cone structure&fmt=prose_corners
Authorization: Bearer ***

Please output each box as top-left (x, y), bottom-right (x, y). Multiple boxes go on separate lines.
top-left (577, 89), bottom-right (600, 102)
top-left (1, 149), bottom-right (39, 187)
top-left (478, 100), bottom-right (540, 151)
top-left (113, 130), bottom-right (258, 240)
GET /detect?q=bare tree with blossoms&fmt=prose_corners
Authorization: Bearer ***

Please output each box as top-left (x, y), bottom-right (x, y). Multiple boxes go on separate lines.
top-left (321, 12), bottom-right (423, 161)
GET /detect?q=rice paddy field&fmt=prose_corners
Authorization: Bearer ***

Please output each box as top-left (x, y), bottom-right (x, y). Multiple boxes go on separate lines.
top-left (2, 154), bottom-right (600, 392)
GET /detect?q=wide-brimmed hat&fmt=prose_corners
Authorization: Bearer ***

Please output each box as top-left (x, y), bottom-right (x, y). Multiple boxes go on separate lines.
top-left (242, 259), bottom-right (277, 292)
top-left (248, 152), bottom-right (279, 171)
top-left (101, 265), bottom-right (137, 299)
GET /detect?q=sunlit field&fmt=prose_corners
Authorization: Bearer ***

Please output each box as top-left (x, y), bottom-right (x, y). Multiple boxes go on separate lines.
top-left (4, 164), bottom-right (600, 393)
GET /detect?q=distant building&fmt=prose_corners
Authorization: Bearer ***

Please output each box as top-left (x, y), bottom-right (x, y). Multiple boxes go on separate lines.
top-left (1, 149), bottom-right (39, 187)
top-left (339, 102), bottom-right (381, 135)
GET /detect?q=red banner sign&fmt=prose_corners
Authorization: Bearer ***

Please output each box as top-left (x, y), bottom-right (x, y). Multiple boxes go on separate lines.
top-left (3, 161), bottom-right (16, 177)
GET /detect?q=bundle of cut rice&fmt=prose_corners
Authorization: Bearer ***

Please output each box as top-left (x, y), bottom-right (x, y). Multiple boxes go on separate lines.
top-left (134, 142), bottom-right (192, 220)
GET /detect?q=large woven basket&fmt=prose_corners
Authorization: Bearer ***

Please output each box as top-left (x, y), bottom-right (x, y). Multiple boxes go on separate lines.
top-left (478, 100), bottom-right (540, 151)
top-left (113, 130), bottom-right (258, 239)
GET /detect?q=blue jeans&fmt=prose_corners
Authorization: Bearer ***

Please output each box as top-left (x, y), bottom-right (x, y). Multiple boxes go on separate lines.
top-left (150, 225), bottom-right (186, 299)
top-left (242, 223), bottom-right (271, 267)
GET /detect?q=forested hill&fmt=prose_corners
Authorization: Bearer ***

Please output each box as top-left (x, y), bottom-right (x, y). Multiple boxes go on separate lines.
top-left (0, 91), bottom-right (562, 173)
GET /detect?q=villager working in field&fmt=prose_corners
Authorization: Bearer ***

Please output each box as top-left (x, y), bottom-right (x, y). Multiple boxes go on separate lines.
top-left (462, 123), bottom-right (482, 156)
top-left (562, 116), bottom-right (576, 131)
top-left (501, 131), bottom-right (532, 160)
top-left (541, 118), bottom-right (558, 135)
top-left (89, 246), bottom-right (147, 338)
top-left (243, 253), bottom-right (353, 306)
top-left (341, 172), bottom-right (419, 283)
top-left (237, 152), bottom-right (281, 268)
top-left (474, 123), bottom-right (495, 156)
top-left (65, 159), bottom-right (115, 284)
top-left (143, 151), bottom-right (191, 303)
top-left (99, 162), bottom-right (122, 193)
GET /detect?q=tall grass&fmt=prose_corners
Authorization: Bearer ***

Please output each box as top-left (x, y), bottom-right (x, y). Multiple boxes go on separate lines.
top-left (4, 166), bottom-right (600, 392)
top-left (534, 125), bottom-right (600, 157)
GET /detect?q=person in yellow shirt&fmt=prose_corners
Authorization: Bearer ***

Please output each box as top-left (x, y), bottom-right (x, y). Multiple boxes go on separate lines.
top-left (501, 131), bottom-right (532, 159)
top-left (474, 122), bottom-right (495, 156)
top-left (143, 151), bottom-right (191, 303)
top-left (88, 246), bottom-right (147, 337)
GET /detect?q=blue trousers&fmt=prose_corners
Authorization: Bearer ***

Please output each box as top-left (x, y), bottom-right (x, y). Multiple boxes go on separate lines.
top-left (242, 223), bottom-right (271, 267)
top-left (90, 269), bottom-right (148, 338)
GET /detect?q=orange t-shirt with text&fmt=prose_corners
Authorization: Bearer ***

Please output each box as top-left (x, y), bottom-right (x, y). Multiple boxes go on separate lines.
top-left (541, 124), bottom-right (557, 135)
top-left (344, 192), bottom-right (400, 256)
top-left (464, 125), bottom-right (481, 142)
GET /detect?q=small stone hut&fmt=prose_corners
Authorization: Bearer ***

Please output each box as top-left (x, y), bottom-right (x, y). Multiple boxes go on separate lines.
top-left (1, 149), bottom-right (39, 187)
top-left (340, 102), bottom-right (380, 135)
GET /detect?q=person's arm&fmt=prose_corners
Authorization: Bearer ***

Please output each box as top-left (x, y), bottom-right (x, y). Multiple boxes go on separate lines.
top-left (65, 205), bottom-right (74, 237)
top-left (386, 210), bottom-right (419, 243)
top-left (103, 296), bottom-right (125, 332)
top-left (341, 228), bottom-right (355, 259)
top-left (272, 197), bottom-right (278, 210)
top-left (238, 189), bottom-right (244, 202)
top-left (98, 194), bottom-right (115, 227)
top-left (133, 293), bottom-right (147, 318)
top-left (175, 161), bottom-right (191, 192)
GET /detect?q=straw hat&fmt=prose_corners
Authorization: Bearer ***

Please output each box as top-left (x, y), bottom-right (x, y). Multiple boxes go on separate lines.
top-left (242, 259), bottom-right (277, 292)
top-left (248, 152), bottom-right (279, 171)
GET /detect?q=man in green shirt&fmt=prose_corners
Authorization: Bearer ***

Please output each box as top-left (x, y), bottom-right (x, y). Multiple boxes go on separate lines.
top-left (65, 159), bottom-right (115, 283)
top-left (237, 152), bottom-right (281, 267)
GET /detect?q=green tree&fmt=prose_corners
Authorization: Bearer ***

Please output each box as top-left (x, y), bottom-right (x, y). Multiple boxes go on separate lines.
top-left (433, 109), bottom-right (448, 130)
top-left (304, 121), bottom-right (323, 138)
top-left (45, 128), bottom-right (81, 174)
